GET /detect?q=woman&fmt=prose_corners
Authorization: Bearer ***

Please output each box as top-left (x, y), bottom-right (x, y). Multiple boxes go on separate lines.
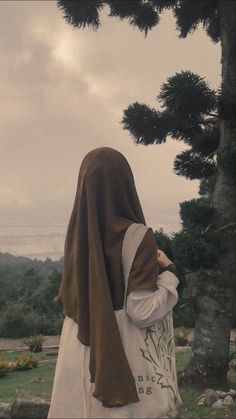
top-left (48, 147), bottom-right (182, 419)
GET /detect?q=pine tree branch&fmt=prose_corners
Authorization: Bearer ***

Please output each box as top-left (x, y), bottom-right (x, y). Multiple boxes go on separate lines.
top-left (214, 222), bottom-right (236, 233)
top-left (204, 222), bottom-right (236, 235)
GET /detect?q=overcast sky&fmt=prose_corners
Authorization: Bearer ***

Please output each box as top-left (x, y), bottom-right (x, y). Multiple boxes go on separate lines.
top-left (1, 0), bottom-right (221, 236)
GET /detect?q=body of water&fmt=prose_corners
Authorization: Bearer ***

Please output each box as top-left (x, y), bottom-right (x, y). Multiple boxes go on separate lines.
top-left (0, 224), bottom-right (66, 260)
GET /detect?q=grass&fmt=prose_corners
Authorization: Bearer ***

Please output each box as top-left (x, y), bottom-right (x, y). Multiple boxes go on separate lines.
top-left (176, 349), bottom-right (192, 372)
top-left (0, 348), bottom-right (58, 403)
top-left (0, 367), bottom-right (55, 403)
top-left (0, 347), bottom-right (236, 418)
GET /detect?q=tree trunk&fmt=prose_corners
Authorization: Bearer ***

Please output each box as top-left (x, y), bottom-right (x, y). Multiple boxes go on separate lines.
top-left (180, 1), bottom-right (236, 385)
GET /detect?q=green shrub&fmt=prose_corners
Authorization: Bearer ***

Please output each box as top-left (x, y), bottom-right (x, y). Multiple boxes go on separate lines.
top-left (24, 334), bottom-right (45, 353)
top-left (0, 303), bottom-right (40, 338)
top-left (24, 334), bottom-right (46, 353)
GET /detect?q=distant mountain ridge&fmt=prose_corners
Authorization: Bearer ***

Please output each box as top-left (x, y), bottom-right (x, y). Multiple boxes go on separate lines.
top-left (0, 251), bottom-right (64, 271)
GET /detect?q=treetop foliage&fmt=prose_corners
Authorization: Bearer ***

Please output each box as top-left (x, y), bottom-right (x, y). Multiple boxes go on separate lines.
top-left (57, 0), bottom-right (104, 29)
top-left (56, 1), bottom-right (228, 183)
top-left (122, 70), bottom-right (219, 146)
top-left (179, 197), bottom-right (215, 230)
top-left (122, 103), bottom-right (167, 145)
top-left (173, 0), bottom-right (220, 42)
top-left (122, 71), bottom-right (219, 183)
top-left (57, 0), bottom-right (220, 41)
top-left (159, 72), bottom-right (217, 119)
top-left (174, 150), bottom-right (216, 180)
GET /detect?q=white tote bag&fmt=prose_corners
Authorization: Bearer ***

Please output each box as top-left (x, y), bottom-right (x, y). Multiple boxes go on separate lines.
top-left (112, 222), bottom-right (182, 418)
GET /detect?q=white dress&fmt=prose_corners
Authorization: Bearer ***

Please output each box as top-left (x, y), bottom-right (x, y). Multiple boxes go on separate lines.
top-left (48, 224), bottom-right (182, 418)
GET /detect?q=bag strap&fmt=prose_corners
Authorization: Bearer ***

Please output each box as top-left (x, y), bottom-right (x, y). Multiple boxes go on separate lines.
top-left (122, 223), bottom-right (149, 307)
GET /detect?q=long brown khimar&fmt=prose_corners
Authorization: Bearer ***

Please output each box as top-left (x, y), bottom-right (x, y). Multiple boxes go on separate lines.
top-left (56, 147), bottom-right (158, 407)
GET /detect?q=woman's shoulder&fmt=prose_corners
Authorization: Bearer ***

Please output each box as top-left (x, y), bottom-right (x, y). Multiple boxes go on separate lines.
top-left (123, 224), bottom-right (156, 256)
top-left (138, 225), bottom-right (156, 247)
top-left (125, 222), bottom-right (154, 238)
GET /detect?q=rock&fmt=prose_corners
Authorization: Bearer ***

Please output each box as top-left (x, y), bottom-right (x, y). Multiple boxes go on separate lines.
top-left (212, 399), bottom-right (223, 409)
top-left (0, 403), bottom-right (11, 419)
top-left (223, 395), bottom-right (235, 406)
top-left (10, 389), bottom-right (51, 419)
top-left (216, 390), bottom-right (227, 398)
top-left (197, 396), bottom-right (206, 406)
top-left (197, 388), bottom-right (219, 406)
top-left (229, 388), bottom-right (236, 398)
top-left (229, 359), bottom-right (236, 370)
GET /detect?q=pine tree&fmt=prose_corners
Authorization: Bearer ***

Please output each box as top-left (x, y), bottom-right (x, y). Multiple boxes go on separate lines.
top-left (57, 0), bottom-right (236, 385)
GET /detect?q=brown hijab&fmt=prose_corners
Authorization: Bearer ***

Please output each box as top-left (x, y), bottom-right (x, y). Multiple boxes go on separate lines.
top-left (57, 147), bottom-right (158, 407)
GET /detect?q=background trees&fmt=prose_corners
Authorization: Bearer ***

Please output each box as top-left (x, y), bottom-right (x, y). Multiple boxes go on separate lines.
top-left (0, 254), bottom-right (64, 338)
top-left (57, 0), bottom-right (236, 385)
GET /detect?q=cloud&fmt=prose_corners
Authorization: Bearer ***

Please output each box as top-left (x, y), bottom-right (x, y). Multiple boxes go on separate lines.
top-left (0, 0), bottom-right (220, 245)
top-left (0, 188), bottom-right (31, 209)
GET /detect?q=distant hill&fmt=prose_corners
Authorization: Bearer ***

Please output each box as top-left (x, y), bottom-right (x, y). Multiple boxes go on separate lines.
top-left (0, 251), bottom-right (64, 271)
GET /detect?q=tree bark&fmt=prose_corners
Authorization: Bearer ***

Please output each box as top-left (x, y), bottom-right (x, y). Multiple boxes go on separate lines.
top-left (180, 1), bottom-right (236, 385)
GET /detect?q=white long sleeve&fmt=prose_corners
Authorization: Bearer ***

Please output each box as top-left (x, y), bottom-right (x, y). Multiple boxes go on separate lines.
top-left (126, 270), bottom-right (179, 328)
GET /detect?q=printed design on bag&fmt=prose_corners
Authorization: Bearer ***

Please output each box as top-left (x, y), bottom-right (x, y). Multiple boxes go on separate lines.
top-left (135, 374), bottom-right (154, 395)
top-left (139, 312), bottom-right (178, 401)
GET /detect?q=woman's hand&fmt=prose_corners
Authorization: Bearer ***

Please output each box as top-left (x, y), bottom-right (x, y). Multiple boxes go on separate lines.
top-left (157, 249), bottom-right (173, 268)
